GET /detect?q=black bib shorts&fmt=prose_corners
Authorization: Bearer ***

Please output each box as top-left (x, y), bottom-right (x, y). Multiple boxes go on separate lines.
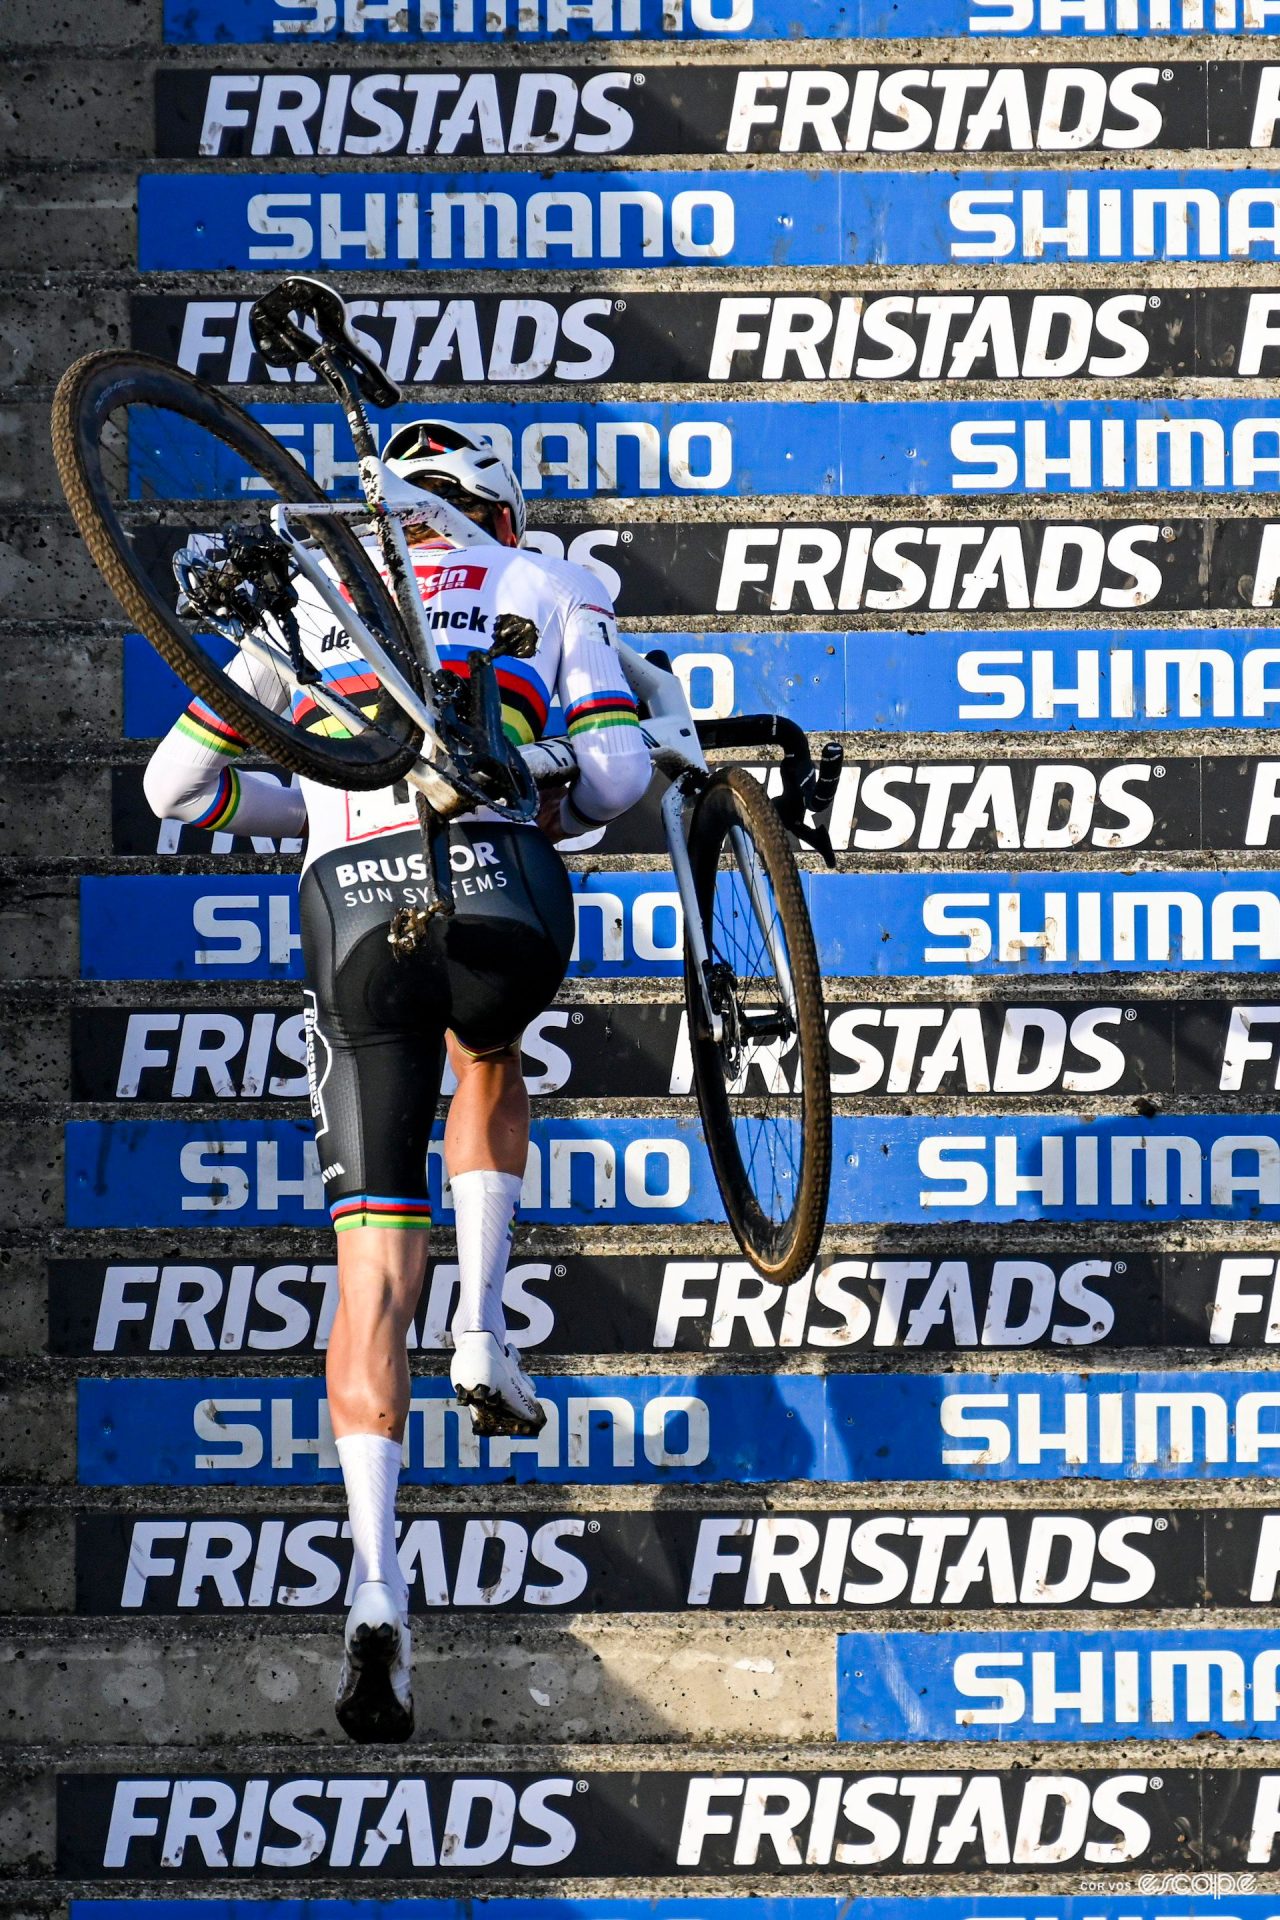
top-left (300, 821), bottom-right (575, 1234)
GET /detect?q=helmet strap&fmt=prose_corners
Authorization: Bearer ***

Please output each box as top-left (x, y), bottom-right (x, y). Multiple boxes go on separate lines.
top-left (490, 504), bottom-right (519, 550)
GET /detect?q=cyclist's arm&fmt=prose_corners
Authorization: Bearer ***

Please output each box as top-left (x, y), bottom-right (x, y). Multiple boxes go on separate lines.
top-left (552, 595), bottom-right (652, 835)
top-left (143, 648), bottom-right (308, 840)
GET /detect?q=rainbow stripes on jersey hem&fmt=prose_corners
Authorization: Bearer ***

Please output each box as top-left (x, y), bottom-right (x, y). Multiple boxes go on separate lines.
top-left (191, 766), bottom-right (241, 831)
top-left (565, 687), bottom-right (641, 737)
top-left (330, 1195), bottom-right (432, 1233)
top-left (292, 663), bottom-right (382, 739)
top-left (177, 698), bottom-right (246, 757)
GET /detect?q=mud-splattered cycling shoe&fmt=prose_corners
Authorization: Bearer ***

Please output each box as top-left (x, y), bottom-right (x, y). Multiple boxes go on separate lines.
top-left (450, 1329), bottom-right (546, 1438)
top-left (335, 1580), bottom-right (413, 1743)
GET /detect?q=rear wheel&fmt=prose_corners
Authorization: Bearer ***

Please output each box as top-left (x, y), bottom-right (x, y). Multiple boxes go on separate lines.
top-left (684, 767), bottom-right (831, 1285)
top-left (51, 350), bottom-right (423, 788)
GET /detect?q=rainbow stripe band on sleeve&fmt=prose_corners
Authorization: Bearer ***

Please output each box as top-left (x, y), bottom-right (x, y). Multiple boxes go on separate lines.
top-left (565, 688), bottom-right (641, 736)
top-left (191, 765), bottom-right (241, 831)
top-left (176, 697), bottom-right (247, 757)
top-left (330, 1195), bottom-right (432, 1233)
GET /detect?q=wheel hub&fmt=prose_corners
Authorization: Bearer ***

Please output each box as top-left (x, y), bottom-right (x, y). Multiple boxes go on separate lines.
top-left (706, 961), bottom-right (744, 1075)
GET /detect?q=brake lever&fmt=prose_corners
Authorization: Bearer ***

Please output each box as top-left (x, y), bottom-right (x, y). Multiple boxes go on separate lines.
top-left (774, 739), bottom-right (842, 869)
top-left (791, 816), bottom-right (837, 867)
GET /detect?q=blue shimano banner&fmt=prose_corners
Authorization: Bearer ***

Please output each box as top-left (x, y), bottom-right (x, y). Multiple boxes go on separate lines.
top-left (82, 876), bottom-right (303, 980)
top-left (128, 399), bottom-right (1280, 501)
top-left (64, 1115), bottom-right (1280, 1227)
top-left (122, 630), bottom-right (843, 739)
top-left (76, 874), bottom-right (702, 981)
top-left (75, 1369), bottom-right (1280, 1485)
top-left (122, 628), bottom-right (1280, 739)
top-left (73, 1905), bottom-right (1280, 1920)
top-left (137, 171), bottom-right (1280, 272)
top-left (849, 626), bottom-right (1280, 732)
top-left (901, 1116), bottom-right (1280, 1222)
top-left (161, 0), bottom-right (1280, 41)
top-left (65, 1117), bottom-right (717, 1229)
top-left (80, 870), bottom-right (1280, 981)
top-left (838, 1629), bottom-right (1280, 1742)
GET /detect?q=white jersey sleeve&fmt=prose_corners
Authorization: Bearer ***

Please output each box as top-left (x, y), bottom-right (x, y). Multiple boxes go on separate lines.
top-left (143, 647), bottom-right (309, 841)
top-left (552, 574), bottom-right (652, 834)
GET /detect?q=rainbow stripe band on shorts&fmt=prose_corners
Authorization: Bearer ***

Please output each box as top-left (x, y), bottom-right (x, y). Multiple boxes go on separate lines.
top-left (330, 1195), bottom-right (432, 1233)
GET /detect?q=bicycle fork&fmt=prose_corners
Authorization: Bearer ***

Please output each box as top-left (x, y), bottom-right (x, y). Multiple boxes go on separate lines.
top-left (301, 348), bottom-right (459, 953)
top-left (663, 782), bottom-right (724, 1047)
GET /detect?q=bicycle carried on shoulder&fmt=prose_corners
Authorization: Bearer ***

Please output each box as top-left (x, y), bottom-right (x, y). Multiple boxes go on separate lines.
top-left (52, 276), bottom-right (838, 1284)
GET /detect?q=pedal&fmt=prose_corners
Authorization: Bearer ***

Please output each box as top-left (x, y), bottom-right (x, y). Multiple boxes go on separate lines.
top-left (387, 901), bottom-right (451, 956)
top-left (456, 1387), bottom-right (547, 1439)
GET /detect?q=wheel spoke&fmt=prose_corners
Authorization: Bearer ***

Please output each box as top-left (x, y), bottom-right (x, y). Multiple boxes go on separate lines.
top-left (703, 795), bottom-right (809, 1238)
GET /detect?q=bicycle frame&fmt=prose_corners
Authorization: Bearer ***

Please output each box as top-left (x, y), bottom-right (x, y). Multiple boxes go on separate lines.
top-left (267, 489), bottom-right (811, 1042)
top-left (616, 650), bottom-right (809, 1046)
top-left (281, 349), bottom-right (532, 819)
top-left (236, 279), bottom-right (833, 1016)
top-left (267, 493), bottom-right (473, 812)
top-left (262, 485), bottom-right (734, 1035)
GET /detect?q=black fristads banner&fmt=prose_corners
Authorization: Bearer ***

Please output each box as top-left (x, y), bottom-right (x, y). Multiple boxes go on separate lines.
top-left (109, 755), bottom-right (1280, 860)
top-left (155, 63), bottom-right (1280, 159)
top-left (58, 1766), bottom-right (1215, 1875)
top-left (78, 1503), bottom-right (1280, 1616)
top-left (84, 989), bottom-right (1280, 1101)
top-left (71, 989), bottom-right (1280, 1102)
top-left (46, 1246), bottom-right (1280, 1356)
top-left (129, 518), bottom-right (1280, 617)
top-left (71, 993), bottom-right (1176, 1102)
top-left (132, 287), bottom-right (1280, 386)
top-left (566, 518), bottom-right (1278, 618)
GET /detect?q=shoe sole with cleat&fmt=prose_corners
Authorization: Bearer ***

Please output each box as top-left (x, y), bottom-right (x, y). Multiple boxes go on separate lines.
top-left (335, 1619), bottom-right (414, 1744)
top-left (454, 1380), bottom-right (547, 1438)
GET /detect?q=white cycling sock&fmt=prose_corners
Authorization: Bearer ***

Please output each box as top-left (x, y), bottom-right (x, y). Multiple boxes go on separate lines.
top-left (335, 1432), bottom-right (408, 1613)
top-left (450, 1169), bottom-right (522, 1343)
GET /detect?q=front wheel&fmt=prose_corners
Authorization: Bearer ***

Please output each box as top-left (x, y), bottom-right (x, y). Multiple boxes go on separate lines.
top-left (684, 767), bottom-right (831, 1285)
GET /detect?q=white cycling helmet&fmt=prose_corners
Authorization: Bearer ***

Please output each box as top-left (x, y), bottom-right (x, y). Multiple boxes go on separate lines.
top-left (381, 418), bottom-right (526, 545)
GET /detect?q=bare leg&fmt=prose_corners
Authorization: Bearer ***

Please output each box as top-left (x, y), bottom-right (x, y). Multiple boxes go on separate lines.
top-left (443, 1033), bottom-right (528, 1177)
top-left (444, 1035), bottom-right (542, 1431)
top-left (327, 1028), bottom-right (529, 1437)
top-left (327, 1226), bottom-right (429, 1442)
